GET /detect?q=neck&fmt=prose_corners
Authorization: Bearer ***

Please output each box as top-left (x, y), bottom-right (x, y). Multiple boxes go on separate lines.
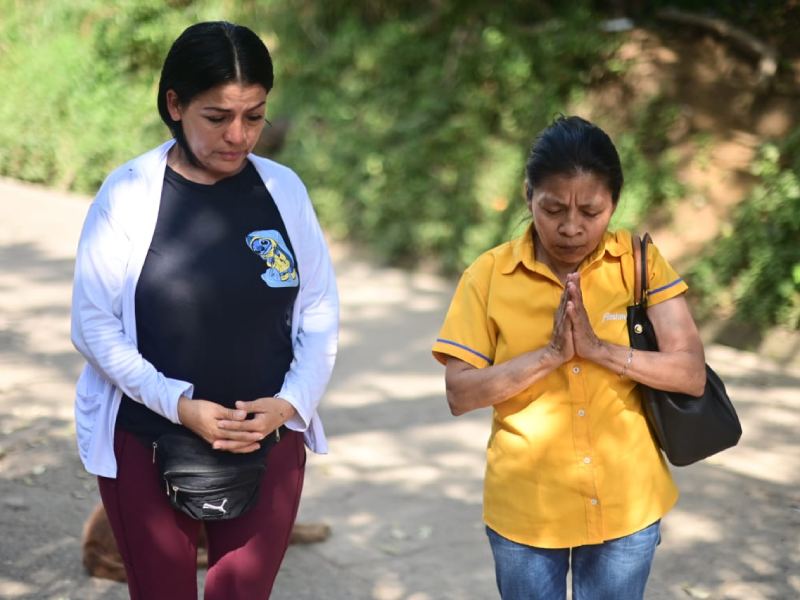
top-left (532, 232), bottom-right (579, 283)
top-left (167, 144), bottom-right (245, 185)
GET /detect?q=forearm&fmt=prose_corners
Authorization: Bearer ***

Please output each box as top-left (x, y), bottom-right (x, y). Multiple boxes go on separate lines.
top-left (446, 347), bottom-right (562, 416)
top-left (280, 215), bottom-right (339, 430)
top-left (72, 313), bottom-right (192, 423)
top-left (589, 342), bottom-right (706, 396)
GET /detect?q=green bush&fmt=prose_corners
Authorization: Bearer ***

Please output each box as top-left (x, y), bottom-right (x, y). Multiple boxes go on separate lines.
top-left (688, 127), bottom-right (800, 329)
top-left (0, 0), bottom-right (223, 191)
top-left (261, 1), bottom-right (678, 270)
top-left (611, 97), bottom-right (685, 231)
top-left (0, 0), bottom-right (683, 273)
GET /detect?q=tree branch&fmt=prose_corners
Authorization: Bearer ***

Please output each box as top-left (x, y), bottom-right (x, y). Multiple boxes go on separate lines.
top-left (656, 7), bottom-right (778, 90)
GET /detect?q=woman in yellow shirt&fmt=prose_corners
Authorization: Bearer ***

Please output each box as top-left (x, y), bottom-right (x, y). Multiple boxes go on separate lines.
top-left (432, 116), bottom-right (706, 600)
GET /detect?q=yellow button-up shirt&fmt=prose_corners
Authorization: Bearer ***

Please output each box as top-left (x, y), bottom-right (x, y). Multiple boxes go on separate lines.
top-left (433, 225), bottom-right (687, 548)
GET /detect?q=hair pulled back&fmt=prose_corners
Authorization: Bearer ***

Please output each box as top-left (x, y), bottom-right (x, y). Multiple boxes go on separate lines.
top-left (157, 21), bottom-right (273, 156)
top-left (525, 115), bottom-right (623, 205)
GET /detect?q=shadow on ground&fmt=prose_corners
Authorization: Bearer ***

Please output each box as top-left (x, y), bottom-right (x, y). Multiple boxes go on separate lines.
top-left (0, 179), bottom-right (797, 599)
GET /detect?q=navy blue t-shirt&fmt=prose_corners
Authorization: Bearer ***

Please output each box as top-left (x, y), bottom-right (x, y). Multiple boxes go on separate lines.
top-left (117, 162), bottom-right (299, 439)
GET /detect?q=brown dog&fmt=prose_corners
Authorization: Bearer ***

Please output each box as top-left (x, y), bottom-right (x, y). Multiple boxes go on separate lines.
top-left (82, 501), bottom-right (331, 582)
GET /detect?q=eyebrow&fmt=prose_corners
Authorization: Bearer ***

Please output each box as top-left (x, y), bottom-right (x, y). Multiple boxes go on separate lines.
top-left (538, 194), bottom-right (566, 205)
top-left (201, 101), bottom-right (266, 113)
top-left (538, 194), bottom-right (603, 209)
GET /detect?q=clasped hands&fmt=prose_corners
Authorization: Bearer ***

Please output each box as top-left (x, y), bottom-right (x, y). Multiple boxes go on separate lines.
top-left (548, 272), bottom-right (605, 365)
top-left (177, 395), bottom-right (297, 454)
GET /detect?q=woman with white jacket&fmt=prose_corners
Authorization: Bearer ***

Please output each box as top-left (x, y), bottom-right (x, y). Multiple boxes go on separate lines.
top-left (71, 21), bottom-right (338, 599)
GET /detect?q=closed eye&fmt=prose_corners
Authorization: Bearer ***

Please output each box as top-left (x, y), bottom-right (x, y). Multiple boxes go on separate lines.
top-left (204, 115), bottom-right (264, 125)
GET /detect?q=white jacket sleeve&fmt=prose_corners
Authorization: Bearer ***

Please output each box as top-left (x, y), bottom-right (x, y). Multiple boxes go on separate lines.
top-left (70, 200), bottom-right (193, 423)
top-left (278, 183), bottom-right (339, 431)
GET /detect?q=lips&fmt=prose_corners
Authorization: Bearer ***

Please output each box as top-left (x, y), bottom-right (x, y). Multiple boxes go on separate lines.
top-left (218, 151), bottom-right (245, 161)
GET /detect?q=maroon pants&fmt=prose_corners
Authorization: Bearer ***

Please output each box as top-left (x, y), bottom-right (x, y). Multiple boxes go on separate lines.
top-left (98, 428), bottom-right (306, 600)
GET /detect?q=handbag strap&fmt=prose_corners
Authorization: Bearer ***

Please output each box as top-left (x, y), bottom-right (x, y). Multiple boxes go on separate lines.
top-left (632, 232), bottom-right (653, 307)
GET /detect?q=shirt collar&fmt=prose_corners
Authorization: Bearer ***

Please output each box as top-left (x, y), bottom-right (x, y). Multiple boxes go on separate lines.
top-left (500, 223), bottom-right (629, 276)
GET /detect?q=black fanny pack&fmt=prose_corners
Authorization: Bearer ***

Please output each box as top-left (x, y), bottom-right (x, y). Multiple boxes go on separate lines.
top-left (153, 427), bottom-right (284, 521)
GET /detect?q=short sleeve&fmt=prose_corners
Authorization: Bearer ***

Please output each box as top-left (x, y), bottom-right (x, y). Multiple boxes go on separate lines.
top-left (432, 267), bottom-right (496, 368)
top-left (645, 242), bottom-right (688, 306)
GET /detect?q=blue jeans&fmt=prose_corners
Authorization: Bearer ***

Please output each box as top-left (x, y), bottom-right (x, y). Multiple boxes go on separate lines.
top-left (486, 521), bottom-right (661, 600)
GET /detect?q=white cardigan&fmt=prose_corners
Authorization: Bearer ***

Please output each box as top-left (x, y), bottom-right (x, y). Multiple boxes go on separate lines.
top-left (71, 141), bottom-right (339, 477)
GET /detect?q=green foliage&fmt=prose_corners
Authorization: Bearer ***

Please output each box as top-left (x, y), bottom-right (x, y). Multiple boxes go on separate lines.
top-left (0, 0), bottom-right (684, 273)
top-left (688, 128), bottom-right (800, 329)
top-left (0, 0), bottom-right (229, 191)
top-left (611, 97), bottom-right (685, 231)
top-left (0, 1), bottom-right (152, 189)
top-left (2, 0), bottom-right (796, 343)
top-left (260, 1), bottom-right (626, 270)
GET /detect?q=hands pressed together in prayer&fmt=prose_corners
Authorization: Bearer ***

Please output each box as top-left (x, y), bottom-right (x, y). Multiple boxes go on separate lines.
top-left (548, 273), bottom-right (605, 365)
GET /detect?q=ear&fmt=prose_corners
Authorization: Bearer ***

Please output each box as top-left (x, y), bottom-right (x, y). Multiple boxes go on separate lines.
top-left (165, 90), bottom-right (183, 122)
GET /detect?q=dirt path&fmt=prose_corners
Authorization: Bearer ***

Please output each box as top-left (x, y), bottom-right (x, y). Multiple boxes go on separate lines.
top-left (0, 178), bottom-right (797, 599)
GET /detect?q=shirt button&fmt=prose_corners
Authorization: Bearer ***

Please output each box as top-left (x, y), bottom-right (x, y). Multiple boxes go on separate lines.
top-left (590, 498), bottom-right (599, 506)
top-left (583, 456), bottom-right (592, 464)
top-left (572, 366), bottom-right (581, 374)
top-left (577, 409), bottom-right (586, 417)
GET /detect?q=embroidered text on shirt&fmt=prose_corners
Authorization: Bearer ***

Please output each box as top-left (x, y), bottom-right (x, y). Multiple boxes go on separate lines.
top-left (602, 313), bottom-right (627, 321)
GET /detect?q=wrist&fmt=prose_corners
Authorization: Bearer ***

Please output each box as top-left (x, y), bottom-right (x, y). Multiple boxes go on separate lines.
top-left (540, 345), bottom-right (565, 370)
top-left (176, 395), bottom-right (192, 425)
top-left (273, 395), bottom-right (297, 423)
top-left (584, 338), bottom-right (608, 363)
top-left (618, 347), bottom-right (634, 379)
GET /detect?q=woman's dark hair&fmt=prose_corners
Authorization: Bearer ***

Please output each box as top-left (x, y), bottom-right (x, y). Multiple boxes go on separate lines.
top-left (157, 21), bottom-right (273, 162)
top-left (524, 115), bottom-right (624, 205)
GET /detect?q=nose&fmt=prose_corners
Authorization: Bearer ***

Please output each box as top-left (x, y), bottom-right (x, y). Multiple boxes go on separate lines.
top-left (558, 209), bottom-right (583, 238)
top-left (223, 118), bottom-right (247, 146)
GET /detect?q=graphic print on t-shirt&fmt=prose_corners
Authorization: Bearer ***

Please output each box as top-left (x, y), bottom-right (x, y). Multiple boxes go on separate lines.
top-left (246, 230), bottom-right (299, 288)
